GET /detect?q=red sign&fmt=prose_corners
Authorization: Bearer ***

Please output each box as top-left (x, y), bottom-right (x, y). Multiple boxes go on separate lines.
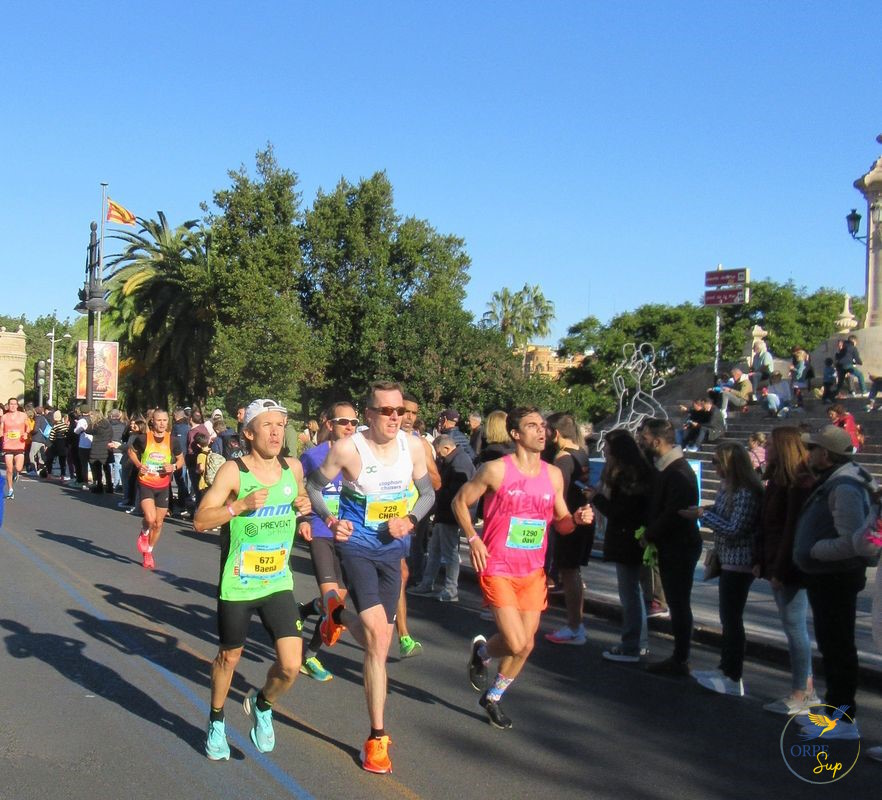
top-left (704, 288), bottom-right (749, 306)
top-left (705, 268), bottom-right (749, 287)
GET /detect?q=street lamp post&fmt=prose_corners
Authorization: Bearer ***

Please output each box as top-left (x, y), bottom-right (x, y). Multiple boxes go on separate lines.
top-left (46, 325), bottom-right (72, 407)
top-left (74, 222), bottom-right (110, 409)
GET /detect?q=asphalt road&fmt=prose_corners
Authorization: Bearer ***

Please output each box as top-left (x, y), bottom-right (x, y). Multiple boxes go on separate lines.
top-left (1, 475), bottom-right (880, 800)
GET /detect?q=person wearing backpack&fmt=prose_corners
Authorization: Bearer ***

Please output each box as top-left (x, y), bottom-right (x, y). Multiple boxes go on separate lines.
top-left (792, 425), bottom-right (878, 739)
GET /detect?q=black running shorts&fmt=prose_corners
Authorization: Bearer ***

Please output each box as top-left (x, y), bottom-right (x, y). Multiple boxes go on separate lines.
top-left (309, 536), bottom-right (345, 587)
top-left (138, 483), bottom-right (171, 509)
top-left (217, 590), bottom-right (301, 649)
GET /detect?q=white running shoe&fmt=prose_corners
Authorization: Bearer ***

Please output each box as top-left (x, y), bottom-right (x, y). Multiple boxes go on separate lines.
top-left (544, 625), bottom-right (587, 645)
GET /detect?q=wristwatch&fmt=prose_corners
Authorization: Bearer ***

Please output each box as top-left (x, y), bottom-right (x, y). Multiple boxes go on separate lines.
top-left (406, 513), bottom-right (418, 527)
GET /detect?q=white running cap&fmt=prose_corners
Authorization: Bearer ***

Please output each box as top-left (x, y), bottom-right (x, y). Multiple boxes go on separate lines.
top-left (244, 399), bottom-right (288, 427)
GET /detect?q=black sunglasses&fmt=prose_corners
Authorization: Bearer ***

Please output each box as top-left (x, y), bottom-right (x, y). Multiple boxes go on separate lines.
top-left (330, 417), bottom-right (359, 426)
top-left (369, 406), bottom-right (407, 417)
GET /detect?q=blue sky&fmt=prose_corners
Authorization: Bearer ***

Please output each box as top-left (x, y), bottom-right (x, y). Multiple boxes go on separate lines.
top-left (1, 2), bottom-right (879, 345)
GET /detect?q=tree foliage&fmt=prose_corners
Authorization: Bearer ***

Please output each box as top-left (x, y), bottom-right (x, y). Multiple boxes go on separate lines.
top-left (483, 283), bottom-right (555, 350)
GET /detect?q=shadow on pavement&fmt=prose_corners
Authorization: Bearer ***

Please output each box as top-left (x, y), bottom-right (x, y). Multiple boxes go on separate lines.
top-left (36, 529), bottom-right (139, 565)
top-left (0, 617), bottom-right (210, 757)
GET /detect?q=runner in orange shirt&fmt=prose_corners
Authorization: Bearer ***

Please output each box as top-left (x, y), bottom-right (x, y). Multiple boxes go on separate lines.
top-left (1, 398), bottom-right (29, 499)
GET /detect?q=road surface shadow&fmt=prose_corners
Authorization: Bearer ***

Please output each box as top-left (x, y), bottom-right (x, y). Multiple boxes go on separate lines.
top-left (36, 529), bottom-right (139, 565)
top-left (0, 617), bottom-right (212, 757)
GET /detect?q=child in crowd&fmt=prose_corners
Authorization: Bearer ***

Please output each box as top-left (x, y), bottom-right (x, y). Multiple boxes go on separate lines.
top-left (821, 358), bottom-right (837, 404)
top-left (763, 372), bottom-right (791, 417)
top-left (193, 432), bottom-right (211, 495)
top-left (747, 431), bottom-right (766, 475)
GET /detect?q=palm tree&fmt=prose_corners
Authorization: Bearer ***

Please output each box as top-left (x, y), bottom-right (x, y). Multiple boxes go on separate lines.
top-left (483, 283), bottom-right (555, 352)
top-left (105, 212), bottom-right (217, 407)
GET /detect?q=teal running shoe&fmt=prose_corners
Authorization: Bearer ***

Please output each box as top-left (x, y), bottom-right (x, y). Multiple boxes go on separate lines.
top-left (204, 719), bottom-right (230, 761)
top-left (300, 655), bottom-right (333, 682)
top-left (243, 690), bottom-right (275, 752)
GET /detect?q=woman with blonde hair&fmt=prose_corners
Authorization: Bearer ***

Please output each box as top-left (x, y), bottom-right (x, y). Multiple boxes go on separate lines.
top-left (754, 426), bottom-right (818, 714)
top-left (681, 442), bottom-right (763, 696)
top-left (476, 410), bottom-right (514, 464)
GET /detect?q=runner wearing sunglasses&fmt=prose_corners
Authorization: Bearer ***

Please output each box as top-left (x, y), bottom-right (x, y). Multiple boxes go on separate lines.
top-left (295, 400), bottom-right (360, 681)
top-left (306, 380), bottom-right (434, 774)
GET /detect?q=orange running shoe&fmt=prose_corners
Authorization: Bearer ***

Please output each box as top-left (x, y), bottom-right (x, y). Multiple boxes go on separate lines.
top-left (360, 735), bottom-right (392, 773)
top-left (143, 552), bottom-right (155, 570)
top-left (319, 592), bottom-right (345, 647)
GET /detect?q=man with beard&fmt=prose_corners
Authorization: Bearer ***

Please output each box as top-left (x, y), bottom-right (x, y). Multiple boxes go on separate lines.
top-left (638, 418), bottom-right (702, 675)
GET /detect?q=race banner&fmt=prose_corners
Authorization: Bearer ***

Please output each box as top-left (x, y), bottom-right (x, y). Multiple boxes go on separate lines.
top-left (75, 340), bottom-right (119, 401)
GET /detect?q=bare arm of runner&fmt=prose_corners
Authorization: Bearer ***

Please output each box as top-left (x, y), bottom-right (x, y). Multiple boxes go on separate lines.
top-left (193, 460), bottom-right (268, 532)
top-left (453, 460), bottom-right (505, 574)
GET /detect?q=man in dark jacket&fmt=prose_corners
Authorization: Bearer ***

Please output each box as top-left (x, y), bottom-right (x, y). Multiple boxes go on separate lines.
top-left (437, 408), bottom-right (476, 461)
top-left (409, 434), bottom-right (476, 602)
top-left (639, 418), bottom-right (701, 675)
top-left (792, 425), bottom-right (874, 734)
top-left (835, 337), bottom-right (865, 395)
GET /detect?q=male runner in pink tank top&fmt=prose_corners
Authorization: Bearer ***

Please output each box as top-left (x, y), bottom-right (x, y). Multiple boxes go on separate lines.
top-left (453, 406), bottom-right (593, 729)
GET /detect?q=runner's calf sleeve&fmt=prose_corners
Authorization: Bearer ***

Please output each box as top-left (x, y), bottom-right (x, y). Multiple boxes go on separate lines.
top-left (409, 473), bottom-right (435, 523)
top-left (306, 468), bottom-right (334, 520)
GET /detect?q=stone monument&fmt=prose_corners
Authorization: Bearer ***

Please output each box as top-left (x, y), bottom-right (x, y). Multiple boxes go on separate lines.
top-left (0, 325), bottom-right (27, 400)
top-left (813, 136), bottom-right (882, 378)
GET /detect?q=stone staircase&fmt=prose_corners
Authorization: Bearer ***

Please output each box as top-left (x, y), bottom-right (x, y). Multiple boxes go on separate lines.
top-left (669, 395), bottom-right (882, 502)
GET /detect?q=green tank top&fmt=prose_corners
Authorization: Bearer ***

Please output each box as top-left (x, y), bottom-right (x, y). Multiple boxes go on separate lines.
top-left (219, 457), bottom-right (298, 602)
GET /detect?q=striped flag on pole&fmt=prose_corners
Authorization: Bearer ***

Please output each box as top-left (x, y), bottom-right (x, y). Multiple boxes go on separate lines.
top-left (106, 198), bottom-right (136, 226)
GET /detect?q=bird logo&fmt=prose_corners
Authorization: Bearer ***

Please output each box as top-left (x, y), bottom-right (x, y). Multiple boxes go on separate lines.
top-left (797, 705), bottom-right (850, 740)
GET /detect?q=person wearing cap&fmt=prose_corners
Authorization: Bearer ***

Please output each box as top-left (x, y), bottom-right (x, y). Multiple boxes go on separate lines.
top-left (305, 380), bottom-right (435, 774)
top-left (792, 424), bottom-right (877, 737)
top-left (437, 408), bottom-right (476, 461)
top-left (194, 398), bottom-right (312, 761)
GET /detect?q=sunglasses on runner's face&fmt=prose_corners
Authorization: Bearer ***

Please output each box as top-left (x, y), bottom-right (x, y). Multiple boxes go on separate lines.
top-left (369, 406), bottom-right (407, 417)
top-left (330, 417), bottom-right (359, 426)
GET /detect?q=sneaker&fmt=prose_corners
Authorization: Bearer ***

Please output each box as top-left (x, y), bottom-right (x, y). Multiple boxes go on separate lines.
top-left (124, 506), bottom-right (137, 514)
top-left (407, 584), bottom-right (436, 596)
top-left (866, 745), bottom-right (882, 762)
top-left (479, 691), bottom-right (513, 729)
top-left (243, 690), bottom-right (275, 752)
top-left (695, 670), bottom-right (745, 696)
top-left (136, 532), bottom-right (150, 554)
top-left (602, 646), bottom-right (649, 663)
top-left (645, 657), bottom-right (690, 677)
top-left (468, 634), bottom-right (489, 691)
top-left (399, 635), bottom-right (422, 658)
top-left (61, 476), bottom-right (71, 482)
top-left (544, 625), bottom-right (587, 645)
top-left (360, 735), bottom-right (392, 773)
top-left (646, 600), bottom-right (670, 619)
top-left (300, 655), bottom-right (333, 682)
top-left (436, 591), bottom-right (459, 603)
top-left (204, 719), bottom-right (230, 761)
top-left (5, 489), bottom-right (13, 500)
top-left (763, 692), bottom-right (820, 716)
top-left (319, 592), bottom-right (345, 647)
top-left (142, 552), bottom-right (155, 570)
top-left (179, 509), bottom-right (191, 520)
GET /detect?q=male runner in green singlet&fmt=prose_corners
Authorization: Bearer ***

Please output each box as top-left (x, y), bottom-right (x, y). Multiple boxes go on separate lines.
top-left (194, 399), bottom-right (312, 761)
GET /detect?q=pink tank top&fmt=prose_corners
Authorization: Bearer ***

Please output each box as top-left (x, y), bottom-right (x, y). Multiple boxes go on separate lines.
top-left (481, 455), bottom-right (555, 577)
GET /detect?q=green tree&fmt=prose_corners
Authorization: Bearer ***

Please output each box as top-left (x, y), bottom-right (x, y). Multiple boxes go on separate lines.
top-left (205, 144), bottom-right (314, 410)
top-left (105, 212), bottom-right (216, 408)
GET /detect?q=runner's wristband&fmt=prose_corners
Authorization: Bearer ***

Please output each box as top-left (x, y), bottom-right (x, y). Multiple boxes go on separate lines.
top-left (227, 503), bottom-right (236, 518)
top-left (467, 535), bottom-right (478, 544)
